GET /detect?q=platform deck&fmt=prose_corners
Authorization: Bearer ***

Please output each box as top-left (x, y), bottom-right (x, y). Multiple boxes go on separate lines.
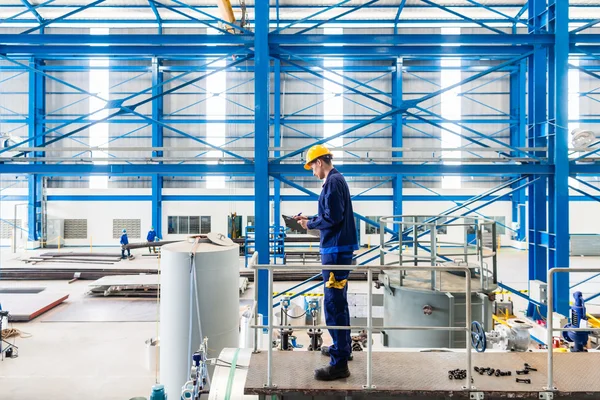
top-left (245, 351), bottom-right (600, 398)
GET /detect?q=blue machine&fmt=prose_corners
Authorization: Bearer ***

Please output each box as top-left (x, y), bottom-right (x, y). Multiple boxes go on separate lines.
top-left (562, 291), bottom-right (589, 352)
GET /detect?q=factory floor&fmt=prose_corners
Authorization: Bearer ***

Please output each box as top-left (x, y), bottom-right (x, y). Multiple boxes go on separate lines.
top-left (0, 248), bottom-right (599, 400)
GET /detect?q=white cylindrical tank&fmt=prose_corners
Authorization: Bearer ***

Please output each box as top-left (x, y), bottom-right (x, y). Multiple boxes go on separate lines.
top-left (160, 239), bottom-right (239, 398)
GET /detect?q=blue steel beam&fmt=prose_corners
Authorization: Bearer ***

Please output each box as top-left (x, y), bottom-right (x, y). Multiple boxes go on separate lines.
top-left (465, 0), bottom-right (530, 27)
top-left (419, 0), bottom-right (507, 35)
top-left (295, 0), bottom-right (380, 35)
top-left (274, 59), bottom-right (282, 237)
top-left (527, 0), bottom-right (549, 320)
top-left (551, 0), bottom-right (570, 316)
top-left (0, 164), bottom-right (554, 176)
top-left (148, 0), bottom-right (163, 33)
top-left (4, 54), bottom-right (252, 157)
top-left (27, 58), bottom-right (45, 243)
top-left (152, 57), bottom-right (163, 236)
top-left (255, 0), bottom-right (270, 325)
top-left (20, 0), bottom-right (43, 23)
top-left (157, 0), bottom-right (253, 35)
top-left (510, 60), bottom-right (527, 241)
top-left (392, 58), bottom-right (403, 221)
top-left (20, 0), bottom-right (107, 35)
top-left (394, 0), bottom-right (408, 34)
top-left (3, 0), bottom-right (54, 22)
top-left (271, 0), bottom-right (353, 34)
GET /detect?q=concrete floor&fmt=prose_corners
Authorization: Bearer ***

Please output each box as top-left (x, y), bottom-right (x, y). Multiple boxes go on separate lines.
top-left (1, 248), bottom-right (600, 399)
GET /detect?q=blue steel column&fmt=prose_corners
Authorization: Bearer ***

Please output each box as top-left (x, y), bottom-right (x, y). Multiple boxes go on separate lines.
top-left (392, 58), bottom-right (403, 224)
top-left (28, 58), bottom-right (44, 243)
top-left (527, 0), bottom-right (548, 319)
top-left (550, 0), bottom-right (570, 316)
top-left (255, 1), bottom-right (271, 320)
top-left (510, 60), bottom-right (526, 242)
top-left (151, 57), bottom-right (163, 236)
top-left (273, 60), bottom-right (282, 238)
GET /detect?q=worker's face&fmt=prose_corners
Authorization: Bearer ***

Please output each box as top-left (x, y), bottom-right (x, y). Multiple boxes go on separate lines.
top-left (310, 159), bottom-right (326, 180)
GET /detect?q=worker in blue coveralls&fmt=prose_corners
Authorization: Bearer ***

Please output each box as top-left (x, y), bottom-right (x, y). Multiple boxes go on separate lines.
top-left (120, 228), bottom-right (131, 259)
top-left (295, 144), bottom-right (358, 381)
top-left (147, 227), bottom-right (157, 253)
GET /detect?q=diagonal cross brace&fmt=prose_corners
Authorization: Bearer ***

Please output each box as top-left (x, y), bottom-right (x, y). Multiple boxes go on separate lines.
top-left (20, 0), bottom-right (106, 35)
top-left (420, 0), bottom-right (506, 35)
top-left (272, 0), bottom-right (353, 34)
top-left (20, 0), bottom-right (43, 23)
top-left (296, 0), bottom-right (380, 35)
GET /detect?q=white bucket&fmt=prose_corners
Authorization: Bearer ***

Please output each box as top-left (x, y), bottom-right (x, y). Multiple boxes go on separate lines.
top-left (145, 338), bottom-right (160, 372)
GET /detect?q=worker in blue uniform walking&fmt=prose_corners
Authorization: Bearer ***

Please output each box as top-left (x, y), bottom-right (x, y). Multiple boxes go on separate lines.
top-left (147, 227), bottom-right (157, 253)
top-left (120, 228), bottom-right (131, 259)
top-left (295, 144), bottom-right (358, 381)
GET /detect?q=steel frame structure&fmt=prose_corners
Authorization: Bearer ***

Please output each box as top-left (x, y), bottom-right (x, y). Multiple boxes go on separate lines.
top-left (0, 0), bottom-right (598, 327)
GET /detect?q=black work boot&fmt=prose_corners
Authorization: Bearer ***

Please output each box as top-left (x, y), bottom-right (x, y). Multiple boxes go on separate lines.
top-left (321, 346), bottom-right (353, 361)
top-left (314, 364), bottom-right (351, 381)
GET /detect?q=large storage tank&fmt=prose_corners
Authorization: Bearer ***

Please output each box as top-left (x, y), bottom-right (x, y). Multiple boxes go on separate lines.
top-left (160, 238), bottom-right (239, 397)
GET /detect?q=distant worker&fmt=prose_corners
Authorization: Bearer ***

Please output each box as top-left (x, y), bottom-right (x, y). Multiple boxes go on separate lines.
top-left (120, 228), bottom-right (131, 259)
top-left (294, 144), bottom-right (358, 381)
top-left (147, 227), bottom-right (158, 253)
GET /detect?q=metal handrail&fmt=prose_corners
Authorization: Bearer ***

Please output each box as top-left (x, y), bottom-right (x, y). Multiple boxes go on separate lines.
top-left (546, 267), bottom-right (600, 391)
top-left (249, 252), bottom-right (474, 391)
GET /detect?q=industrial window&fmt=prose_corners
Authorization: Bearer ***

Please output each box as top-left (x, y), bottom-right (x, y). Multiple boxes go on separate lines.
top-left (168, 216), bottom-right (178, 234)
top-left (189, 216), bottom-right (200, 234)
top-left (64, 219), bottom-right (88, 239)
top-left (206, 28), bottom-right (226, 189)
top-left (323, 27), bottom-right (344, 164)
top-left (365, 217), bottom-right (382, 235)
top-left (0, 219), bottom-right (21, 239)
top-left (168, 216), bottom-right (211, 234)
top-left (440, 27), bottom-right (462, 189)
top-left (89, 27), bottom-right (110, 189)
top-left (113, 219), bottom-right (141, 239)
top-left (200, 216), bottom-right (211, 234)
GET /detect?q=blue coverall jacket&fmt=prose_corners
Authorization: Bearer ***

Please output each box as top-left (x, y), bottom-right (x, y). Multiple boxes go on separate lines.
top-left (307, 168), bottom-right (359, 254)
top-left (120, 234), bottom-right (129, 246)
top-left (147, 231), bottom-right (157, 242)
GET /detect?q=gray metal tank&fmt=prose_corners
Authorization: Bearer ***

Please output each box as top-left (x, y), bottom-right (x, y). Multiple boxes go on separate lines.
top-left (159, 238), bottom-right (240, 398)
top-left (381, 270), bottom-right (493, 348)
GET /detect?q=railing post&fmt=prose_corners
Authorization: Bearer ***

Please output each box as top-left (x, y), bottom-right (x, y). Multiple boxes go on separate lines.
top-left (365, 268), bottom-right (374, 389)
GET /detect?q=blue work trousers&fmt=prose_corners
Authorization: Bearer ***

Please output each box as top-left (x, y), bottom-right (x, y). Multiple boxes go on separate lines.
top-left (321, 251), bottom-right (353, 367)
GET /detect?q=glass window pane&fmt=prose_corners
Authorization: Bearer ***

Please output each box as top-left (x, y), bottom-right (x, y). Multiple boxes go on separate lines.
top-left (201, 216), bottom-right (211, 234)
top-left (168, 216), bottom-right (177, 234)
top-left (179, 216), bottom-right (189, 234)
top-left (189, 216), bottom-right (200, 234)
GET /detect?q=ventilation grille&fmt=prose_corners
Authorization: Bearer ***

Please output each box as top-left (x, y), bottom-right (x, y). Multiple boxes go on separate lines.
top-left (113, 219), bottom-right (141, 239)
top-left (64, 219), bottom-right (88, 239)
top-left (0, 219), bottom-right (21, 239)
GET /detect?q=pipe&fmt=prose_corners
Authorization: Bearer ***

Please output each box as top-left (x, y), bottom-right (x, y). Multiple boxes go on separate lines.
top-left (123, 240), bottom-right (182, 250)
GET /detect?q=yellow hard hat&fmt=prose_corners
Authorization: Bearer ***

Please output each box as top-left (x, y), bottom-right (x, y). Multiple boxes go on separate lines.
top-left (304, 144), bottom-right (332, 170)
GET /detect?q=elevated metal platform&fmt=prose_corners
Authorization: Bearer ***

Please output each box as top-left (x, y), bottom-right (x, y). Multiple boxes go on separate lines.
top-left (245, 351), bottom-right (600, 399)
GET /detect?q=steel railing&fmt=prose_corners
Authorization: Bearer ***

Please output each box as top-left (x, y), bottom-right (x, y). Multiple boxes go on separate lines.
top-left (248, 251), bottom-right (475, 390)
top-left (546, 267), bottom-right (600, 391)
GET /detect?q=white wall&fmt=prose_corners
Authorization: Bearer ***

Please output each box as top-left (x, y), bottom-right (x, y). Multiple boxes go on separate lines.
top-left (2, 186), bottom-right (598, 249)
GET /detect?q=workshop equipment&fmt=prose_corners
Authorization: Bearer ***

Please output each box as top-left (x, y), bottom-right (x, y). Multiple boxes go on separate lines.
top-left (160, 235), bottom-right (239, 398)
top-left (279, 296), bottom-right (294, 351)
top-left (181, 338), bottom-right (209, 400)
top-left (471, 319), bottom-right (532, 352)
top-left (306, 299), bottom-right (323, 351)
top-left (563, 291), bottom-right (590, 352)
